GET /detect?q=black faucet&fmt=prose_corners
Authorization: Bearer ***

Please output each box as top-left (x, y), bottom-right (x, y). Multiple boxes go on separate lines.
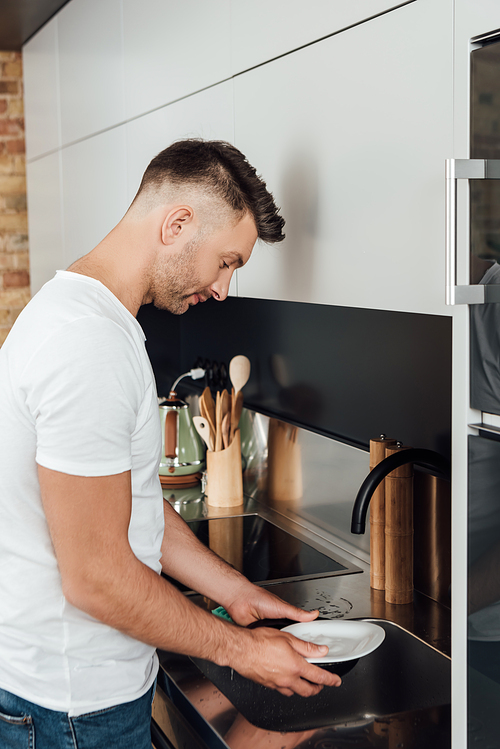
top-left (351, 447), bottom-right (451, 535)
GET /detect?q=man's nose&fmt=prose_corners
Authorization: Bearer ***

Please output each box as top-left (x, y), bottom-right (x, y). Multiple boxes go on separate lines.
top-left (210, 273), bottom-right (232, 302)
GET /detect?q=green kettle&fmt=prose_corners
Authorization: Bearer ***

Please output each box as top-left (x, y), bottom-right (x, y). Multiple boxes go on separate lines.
top-left (159, 369), bottom-right (206, 480)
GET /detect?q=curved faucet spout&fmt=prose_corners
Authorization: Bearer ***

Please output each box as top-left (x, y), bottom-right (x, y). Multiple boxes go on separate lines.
top-left (351, 448), bottom-right (451, 535)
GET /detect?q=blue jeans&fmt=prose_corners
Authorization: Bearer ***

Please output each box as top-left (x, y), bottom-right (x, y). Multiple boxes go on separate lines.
top-left (0, 682), bottom-right (156, 749)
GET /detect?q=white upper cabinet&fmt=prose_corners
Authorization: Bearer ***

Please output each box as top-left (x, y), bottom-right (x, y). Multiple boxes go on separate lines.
top-left (27, 152), bottom-right (64, 294)
top-left (23, 17), bottom-right (60, 160)
top-left (61, 126), bottom-right (128, 267)
top-left (125, 80), bottom-right (234, 204)
top-left (57, 0), bottom-right (124, 145)
top-left (122, 0), bottom-right (231, 121)
top-left (235, 0), bottom-right (453, 315)
top-left (454, 0), bottom-right (500, 41)
top-left (230, 0), bottom-right (417, 74)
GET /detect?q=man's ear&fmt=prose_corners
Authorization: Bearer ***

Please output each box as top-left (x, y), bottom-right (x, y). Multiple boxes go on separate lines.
top-left (161, 206), bottom-right (194, 246)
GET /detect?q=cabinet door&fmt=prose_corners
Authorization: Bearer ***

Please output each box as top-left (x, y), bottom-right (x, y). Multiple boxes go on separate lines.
top-left (125, 81), bottom-right (234, 203)
top-left (122, 0), bottom-right (231, 121)
top-left (234, 0), bottom-right (453, 315)
top-left (230, 0), bottom-right (418, 75)
top-left (23, 17), bottom-right (60, 160)
top-left (26, 152), bottom-right (64, 294)
top-left (57, 0), bottom-right (124, 145)
top-left (61, 126), bottom-right (128, 267)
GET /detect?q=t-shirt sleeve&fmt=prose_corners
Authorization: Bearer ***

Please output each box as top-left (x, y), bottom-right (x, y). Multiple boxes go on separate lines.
top-left (22, 316), bottom-right (145, 477)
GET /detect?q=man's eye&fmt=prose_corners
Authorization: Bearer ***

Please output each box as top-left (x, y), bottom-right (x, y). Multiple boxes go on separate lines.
top-left (221, 261), bottom-right (230, 269)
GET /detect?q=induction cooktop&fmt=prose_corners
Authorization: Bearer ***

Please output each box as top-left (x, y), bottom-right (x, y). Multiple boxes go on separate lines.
top-left (166, 514), bottom-right (361, 591)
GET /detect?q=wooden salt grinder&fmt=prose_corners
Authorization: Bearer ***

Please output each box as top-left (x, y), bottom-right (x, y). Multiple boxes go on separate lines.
top-left (369, 436), bottom-right (396, 590)
top-left (385, 443), bottom-right (414, 605)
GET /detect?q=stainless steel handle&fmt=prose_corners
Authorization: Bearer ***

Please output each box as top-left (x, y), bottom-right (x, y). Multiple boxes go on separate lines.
top-left (445, 158), bottom-right (500, 305)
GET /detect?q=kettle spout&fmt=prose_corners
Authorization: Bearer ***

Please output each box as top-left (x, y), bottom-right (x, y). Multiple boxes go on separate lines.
top-left (351, 447), bottom-right (450, 535)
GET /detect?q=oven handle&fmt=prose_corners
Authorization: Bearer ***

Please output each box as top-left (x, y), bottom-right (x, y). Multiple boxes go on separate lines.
top-left (445, 158), bottom-right (500, 305)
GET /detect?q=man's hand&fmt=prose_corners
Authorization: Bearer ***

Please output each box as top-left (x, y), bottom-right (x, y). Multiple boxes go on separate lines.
top-left (224, 581), bottom-right (321, 627)
top-left (220, 582), bottom-right (342, 695)
top-left (224, 625), bottom-right (342, 697)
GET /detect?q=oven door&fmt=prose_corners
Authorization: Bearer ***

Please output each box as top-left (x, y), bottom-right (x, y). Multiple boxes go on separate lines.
top-left (151, 677), bottom-right (226, 749)
top-left (463, 28), bottom-right (500, 749)
top-left (151, 717), bottom-right (175, 749)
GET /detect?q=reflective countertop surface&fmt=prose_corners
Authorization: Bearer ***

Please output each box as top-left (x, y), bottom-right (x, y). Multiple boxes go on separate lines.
top-left (155, 490), bottom-right (451, 749)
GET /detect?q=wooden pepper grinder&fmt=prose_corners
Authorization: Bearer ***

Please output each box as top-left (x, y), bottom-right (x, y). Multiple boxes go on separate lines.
top-left (385, 443), bottom-right (414, 605)
top-left (369, 436), bottom-right (396, 590)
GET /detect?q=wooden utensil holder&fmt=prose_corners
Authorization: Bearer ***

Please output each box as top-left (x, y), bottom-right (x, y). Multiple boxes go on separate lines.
top-left (385, 444), bottom-right (414, 605)
top-left (369, 436), bottom-right (396, 590)
top-left (206, 430), bottom-right (243, 507)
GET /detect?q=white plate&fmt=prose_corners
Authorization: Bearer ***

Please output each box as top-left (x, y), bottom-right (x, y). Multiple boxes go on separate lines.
top-left (281, 620), bottom-right (386, 663)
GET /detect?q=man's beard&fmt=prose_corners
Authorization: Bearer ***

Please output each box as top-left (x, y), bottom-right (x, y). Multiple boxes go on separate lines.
top-left (150, 236), bottom-right (208, 315)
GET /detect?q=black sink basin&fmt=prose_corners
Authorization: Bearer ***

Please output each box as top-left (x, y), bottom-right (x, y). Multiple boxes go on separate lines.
top-left (191, 619), bottom-right (451, 732)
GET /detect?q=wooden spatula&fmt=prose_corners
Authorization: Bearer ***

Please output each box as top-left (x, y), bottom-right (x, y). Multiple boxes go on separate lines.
top-left (200, 387), bottom-right (216, 447)
top-left (193, 416), bottom-right (214, 451)
top-left (215, 391), bottom-right (223, 451)
top-left (221, 412), bottom-right (231, 450)
top-left (230, 389), bottom-right (244, 442)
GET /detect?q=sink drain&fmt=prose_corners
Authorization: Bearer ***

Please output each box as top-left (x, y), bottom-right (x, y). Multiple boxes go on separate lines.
top-left (297, 591), bottom-right (353, 619)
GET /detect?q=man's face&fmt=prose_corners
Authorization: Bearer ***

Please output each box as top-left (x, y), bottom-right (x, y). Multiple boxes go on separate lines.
top-left (151, 212), bottom-right (258, 315)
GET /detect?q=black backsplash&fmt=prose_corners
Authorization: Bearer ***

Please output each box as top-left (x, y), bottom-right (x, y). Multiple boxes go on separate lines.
top-left (138, 297), bottom-right (451, 457)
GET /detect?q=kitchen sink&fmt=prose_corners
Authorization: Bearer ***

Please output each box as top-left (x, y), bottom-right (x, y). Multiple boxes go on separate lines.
top-left (191, 619), bottom-right (451, 732)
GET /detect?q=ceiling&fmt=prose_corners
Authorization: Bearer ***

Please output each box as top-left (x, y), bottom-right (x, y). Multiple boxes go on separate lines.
top-left (0, 0), bottom-right (70, 50)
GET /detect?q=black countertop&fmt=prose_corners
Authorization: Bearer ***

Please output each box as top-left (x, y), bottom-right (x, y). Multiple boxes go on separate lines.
top-left (154, 498), bottom-right (452, 749)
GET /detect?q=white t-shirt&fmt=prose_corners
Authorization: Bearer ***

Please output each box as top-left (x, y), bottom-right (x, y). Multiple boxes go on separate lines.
top-left (0, 271), bottom-right (164, 715)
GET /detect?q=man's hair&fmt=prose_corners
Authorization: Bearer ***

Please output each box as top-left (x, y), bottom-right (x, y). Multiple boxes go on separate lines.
top-left (133, 139), bottom-right (285, 243)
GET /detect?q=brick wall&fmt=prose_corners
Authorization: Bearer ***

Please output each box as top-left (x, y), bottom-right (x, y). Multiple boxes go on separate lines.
top-left (0, 51), bottom-right (29, 347)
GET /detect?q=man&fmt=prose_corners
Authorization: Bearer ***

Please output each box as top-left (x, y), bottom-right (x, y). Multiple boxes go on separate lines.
top-left (0, 140), bottom-right (341, 749)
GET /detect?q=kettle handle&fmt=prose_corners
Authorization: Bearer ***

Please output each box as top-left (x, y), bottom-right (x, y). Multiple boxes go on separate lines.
top-left (164, 410), bottom-right (177, 458)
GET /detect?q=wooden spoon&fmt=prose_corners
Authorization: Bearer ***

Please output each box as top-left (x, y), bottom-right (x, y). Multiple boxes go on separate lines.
top-left (229, 355), bottom-right (251, 395)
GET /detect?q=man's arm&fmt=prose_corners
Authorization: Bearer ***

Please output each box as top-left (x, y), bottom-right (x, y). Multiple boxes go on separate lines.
top-left (159, 499), bottom-right (327, 627)
top-left (38, 466), bottom-right (341, 697)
